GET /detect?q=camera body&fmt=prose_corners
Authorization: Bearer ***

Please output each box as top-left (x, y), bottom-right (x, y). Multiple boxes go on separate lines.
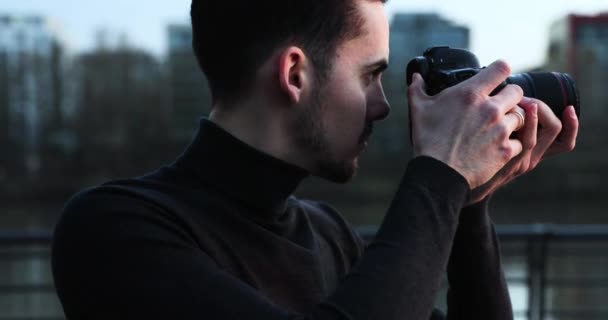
top-left (406, 46), bottom-right (487, 95)
top-left (406, 46), bottom-right (580, 118)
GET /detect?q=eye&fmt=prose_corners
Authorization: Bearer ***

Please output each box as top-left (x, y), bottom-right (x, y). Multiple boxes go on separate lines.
top-left (364, 69), bottom-right (383, 86)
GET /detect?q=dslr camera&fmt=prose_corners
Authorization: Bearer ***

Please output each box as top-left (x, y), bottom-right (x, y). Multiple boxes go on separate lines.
top-left (406, 46), bottom-right (581, 118)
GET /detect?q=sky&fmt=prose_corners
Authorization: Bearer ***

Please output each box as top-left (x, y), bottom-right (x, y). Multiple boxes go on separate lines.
top-left (3, 0), bottom-right (607, 71)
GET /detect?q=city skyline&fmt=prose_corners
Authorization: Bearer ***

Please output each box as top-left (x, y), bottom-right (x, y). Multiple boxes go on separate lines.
top-left (3, 0), bottom-right (607, 71)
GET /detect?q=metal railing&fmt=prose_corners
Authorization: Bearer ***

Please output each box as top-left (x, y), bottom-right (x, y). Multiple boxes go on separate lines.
top-left (1, 225), bottom-right (607, 320)
top-left (494, 225), bottom-right (608, 320)
top-left (358, 224), bottom-right (608, 320)
top-left (0, 230), bottom-right (61, 320)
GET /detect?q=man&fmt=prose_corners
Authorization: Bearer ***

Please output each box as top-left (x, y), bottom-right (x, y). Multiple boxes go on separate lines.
top-left (52, 0), bottom-right (578, 319)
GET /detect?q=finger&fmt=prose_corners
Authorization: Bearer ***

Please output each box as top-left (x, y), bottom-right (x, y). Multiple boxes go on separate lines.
top-left (407, 73), bottom-right (428, 146)
top-left (531, 100), bottom-right (562, 163)
top-left (504, 106), bottom-right (526, 133)
top-left (507, 137), bottom-right (524, 162)
top-left (543, 105), bottom-right (579, 158)
top-left (491, 84), bottom-right (524, 114)
top-left (557, 105), bottom-right (579, 147)
top-left (516, 103), bottom-right (539, 153)
top-left (463, 60), bottom-right (511, 96)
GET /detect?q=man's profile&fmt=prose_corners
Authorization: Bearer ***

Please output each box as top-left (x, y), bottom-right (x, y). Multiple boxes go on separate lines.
top-left (51, 0), bottom-right (578, 319)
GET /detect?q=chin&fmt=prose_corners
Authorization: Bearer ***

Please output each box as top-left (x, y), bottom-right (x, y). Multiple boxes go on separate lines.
top-left (316, 158), bottom-right (359, 184)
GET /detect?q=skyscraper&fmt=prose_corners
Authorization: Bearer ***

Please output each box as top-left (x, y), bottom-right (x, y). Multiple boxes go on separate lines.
top-left (546, 13), bottom-right (608, 117)
top-left (388, 13), bottom-right (470, 80)
top-left (69, 37), bottom-right (169, 178)
top-left (167, 24), bottom-right (211, 142)
top-left (535, 13), bottom-right (608, 219)
top-left (0, 15), bottom-right (67, 177)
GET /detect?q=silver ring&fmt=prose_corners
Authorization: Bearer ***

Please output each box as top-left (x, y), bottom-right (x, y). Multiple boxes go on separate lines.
top-left (511, 109), bottom-right (525, 131)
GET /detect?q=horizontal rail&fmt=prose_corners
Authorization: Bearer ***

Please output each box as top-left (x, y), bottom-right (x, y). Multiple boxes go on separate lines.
top-left (2, 225), bottom-right (608, 244)
top-left (356, 224), bottom-right (608, 241)
top-left (0, 225), bottom-right (607, 320)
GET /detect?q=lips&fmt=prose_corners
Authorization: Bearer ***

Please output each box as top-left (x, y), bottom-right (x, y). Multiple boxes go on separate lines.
top-left (359, 123), bottom-right (373, 144)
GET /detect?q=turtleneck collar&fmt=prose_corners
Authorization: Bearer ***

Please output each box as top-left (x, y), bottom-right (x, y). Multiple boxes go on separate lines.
top-left (171, 118), bottom-right (309, 220)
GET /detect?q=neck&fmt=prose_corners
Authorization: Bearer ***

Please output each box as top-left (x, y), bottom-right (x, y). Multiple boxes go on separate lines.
top-left (172, 118), bottom-right (309, 218)
top-left (209, 98), bottom-right (306, 172)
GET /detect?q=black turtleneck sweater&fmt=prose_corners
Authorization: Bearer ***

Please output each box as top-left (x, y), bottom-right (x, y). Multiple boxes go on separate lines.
top-left (52, 119), bottom-right (512, 320)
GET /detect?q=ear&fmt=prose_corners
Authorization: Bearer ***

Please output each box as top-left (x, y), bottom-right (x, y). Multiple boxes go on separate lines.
top-left (278, 47), bottom-right (309, 104)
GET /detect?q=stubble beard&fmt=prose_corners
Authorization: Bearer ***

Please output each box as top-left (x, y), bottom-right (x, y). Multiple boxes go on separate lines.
top-left (293, 86), bottom-right (358, 184)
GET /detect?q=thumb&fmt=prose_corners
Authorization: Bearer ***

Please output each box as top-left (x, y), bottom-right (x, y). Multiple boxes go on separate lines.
top-left (407, 73), bottom-right (429, 102)
top-left (407, 73), bottom-right (428, 147)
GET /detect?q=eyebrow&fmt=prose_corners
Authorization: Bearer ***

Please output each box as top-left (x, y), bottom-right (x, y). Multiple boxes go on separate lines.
top-left (365, 59), bottom-right (389, 72)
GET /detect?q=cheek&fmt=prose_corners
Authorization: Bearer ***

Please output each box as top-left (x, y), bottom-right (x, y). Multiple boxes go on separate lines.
top-left (326, 94), bottom-right (367, 146)
top-left (321, 75), bottom-right (368, 146)
top-left (326, 78), bottom-right (367, 117)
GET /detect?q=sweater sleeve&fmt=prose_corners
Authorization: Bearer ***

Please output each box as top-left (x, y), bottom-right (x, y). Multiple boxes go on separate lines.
top-left (324, 156), bottom-right (468, 319)
top-left (445, 197), bottom-right (514, 320)
top-left (52, 156), bottom-right (469, 320)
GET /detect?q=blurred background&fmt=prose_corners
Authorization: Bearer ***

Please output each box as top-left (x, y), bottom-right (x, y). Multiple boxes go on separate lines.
top-left (0, 0), bottom-right (607, 319)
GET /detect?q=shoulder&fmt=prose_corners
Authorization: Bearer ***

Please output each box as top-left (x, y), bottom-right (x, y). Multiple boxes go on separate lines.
top-left (51, 177), bottom-right (204, 288)
top-left (59, 178), bottom-right (167, 224)
top-left (60, 165), bottom-right (203, 223)
top-left (54, 176), bottom-right (197, 250)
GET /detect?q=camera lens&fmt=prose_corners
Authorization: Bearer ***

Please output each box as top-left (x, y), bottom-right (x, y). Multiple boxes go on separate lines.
top-left (506, 72), bottom-right (581, 118)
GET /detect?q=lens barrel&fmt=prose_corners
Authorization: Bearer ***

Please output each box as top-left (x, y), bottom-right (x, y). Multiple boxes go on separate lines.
top-left (506, 72), bottom-right (581, 118)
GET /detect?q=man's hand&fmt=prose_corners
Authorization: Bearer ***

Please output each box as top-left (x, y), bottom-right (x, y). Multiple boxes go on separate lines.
top-left (408, 60), bottom-right (528, 189)
top-left (469, 98), bottom-right (579, 204)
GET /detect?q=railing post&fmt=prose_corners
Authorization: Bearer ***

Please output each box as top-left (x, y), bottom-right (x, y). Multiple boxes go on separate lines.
top-left (527, 230), bottom-right (549, 320)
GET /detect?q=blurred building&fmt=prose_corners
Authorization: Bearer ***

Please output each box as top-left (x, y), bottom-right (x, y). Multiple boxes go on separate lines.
top-left (536, 13), bottom-right (608, 214)
top-left (546, 13), bottom-right (608, 118)
top-left (71, 37), bottom-right (170, 178)
top-left (167, 24), bottom-right (211, 142)
top-left (521, 13), bottom-right (608, 312)
top-left (388, 13), bottom-right (470, 79)
top-left (0, 15), bottom-right (67, 178)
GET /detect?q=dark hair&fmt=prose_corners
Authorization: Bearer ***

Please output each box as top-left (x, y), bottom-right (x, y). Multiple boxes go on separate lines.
top-left (190, 0), bottom-right (386, 104)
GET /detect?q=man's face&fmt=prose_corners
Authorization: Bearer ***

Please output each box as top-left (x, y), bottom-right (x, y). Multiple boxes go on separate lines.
top-left (294, 0), bottom-right (390, 183)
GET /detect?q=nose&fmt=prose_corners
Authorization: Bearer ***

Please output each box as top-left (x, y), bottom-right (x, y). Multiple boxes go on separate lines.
top-left (368, 87), bottom-right (390, 121)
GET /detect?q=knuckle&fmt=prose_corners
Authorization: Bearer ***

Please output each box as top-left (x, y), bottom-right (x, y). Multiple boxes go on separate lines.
top-left (501, 145), bottom-right (514, 162)
top-left (553, 121), bottom-right (563, 135)
top-left (545, 117), bottom-right (563, 137)
top-left (493, 60), bottom-right (512, 77)
top-left (509, 84), bottom-right (524, 98)
top-left (483, 103), bottom-right (501, 122)
top-left (496, 123), bottom-right (510, 140)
